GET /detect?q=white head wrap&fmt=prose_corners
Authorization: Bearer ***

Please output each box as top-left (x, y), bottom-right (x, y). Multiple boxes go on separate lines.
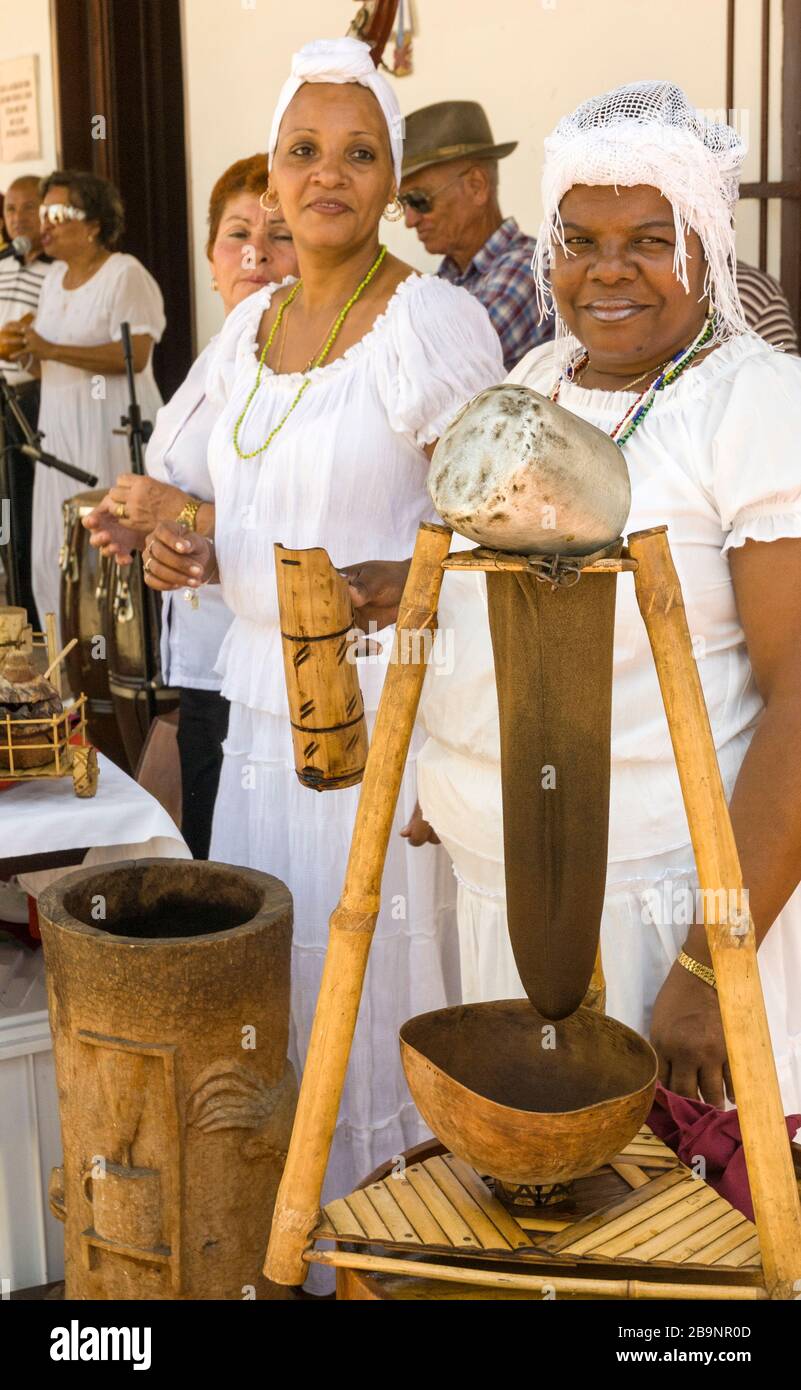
top-left (267, 37), bottom-right (404, 187)
top-left (532, 81), bottom-right (749, 371)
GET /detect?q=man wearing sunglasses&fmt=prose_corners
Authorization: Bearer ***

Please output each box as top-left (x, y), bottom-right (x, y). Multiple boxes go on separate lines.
top-left (399, 101), bottom-right (552, 371)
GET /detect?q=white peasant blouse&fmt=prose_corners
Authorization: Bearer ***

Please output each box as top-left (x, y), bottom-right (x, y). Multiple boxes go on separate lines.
top-left (204, 272), bottom-right (504, 716)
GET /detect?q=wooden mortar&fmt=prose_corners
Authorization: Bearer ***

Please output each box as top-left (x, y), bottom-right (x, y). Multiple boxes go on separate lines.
top-left (39, 858), bottom-right (296, 1300)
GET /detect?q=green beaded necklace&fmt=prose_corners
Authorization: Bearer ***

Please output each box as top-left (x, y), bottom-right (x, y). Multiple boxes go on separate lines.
top-left (233, 244), bottom-right (388, 460)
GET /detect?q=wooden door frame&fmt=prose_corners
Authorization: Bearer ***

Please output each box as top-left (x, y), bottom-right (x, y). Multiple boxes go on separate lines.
top-left (729, 0), bottom-right (801, 329)
top-left (49, 0), bottom-right (192, 401)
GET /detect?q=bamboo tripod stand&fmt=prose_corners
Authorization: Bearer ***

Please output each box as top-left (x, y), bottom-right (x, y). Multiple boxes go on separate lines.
top-left (265, 521), bottom-right (801, 1299)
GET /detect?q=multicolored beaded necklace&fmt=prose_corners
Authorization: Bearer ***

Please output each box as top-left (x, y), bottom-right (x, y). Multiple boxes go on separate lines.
top-left (233, 244), bottom-right (388, 460)
top-left (549, 314), bottom-right (715, 448)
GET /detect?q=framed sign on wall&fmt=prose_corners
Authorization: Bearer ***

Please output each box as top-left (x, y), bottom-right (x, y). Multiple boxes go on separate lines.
top-left (0, 55), bottom-right (42, 164)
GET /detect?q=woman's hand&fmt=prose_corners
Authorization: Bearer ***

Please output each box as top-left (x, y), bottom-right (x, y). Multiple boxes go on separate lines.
top-left (18, 320), bottom-right (53, 363)
top-left (84, 491), bottom-right (144, 563)
top-left (107, 473), bottom-right (188, 535)
top-left (143, 521), bottom-right (217, 591)
top-left (0, 315), bottom-right (31, 362)
top-left (83, 495), bottom-right (140, 565)
top-left (400, 801), bottom-right (441, 847)
top-left (649, 961), bottom-right (733, 1108)
top-left (340, 558), bottom-right (411, 631)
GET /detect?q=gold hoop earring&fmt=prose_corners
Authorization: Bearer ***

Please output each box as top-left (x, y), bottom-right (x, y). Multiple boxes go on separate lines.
top-left (211, 276), bottom-right (218, 291)
top-left (260, 185), bottom-right (281, 214)
top-left (382, 193), bottom-right (404, 223)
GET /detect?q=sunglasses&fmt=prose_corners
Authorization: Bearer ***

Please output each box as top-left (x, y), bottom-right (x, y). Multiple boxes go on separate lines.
top-left (40, 203), bottom-right (87, 226)
top-left (399, 170), bottom-right (468, 215)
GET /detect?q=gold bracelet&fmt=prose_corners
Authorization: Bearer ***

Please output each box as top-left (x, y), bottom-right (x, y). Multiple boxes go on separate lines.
top-left (678, 949), bottom-right (717, 991)
top-left (175, 497), bottom-right (202, 531)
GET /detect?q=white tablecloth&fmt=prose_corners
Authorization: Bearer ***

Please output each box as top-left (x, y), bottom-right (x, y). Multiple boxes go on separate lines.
top-left (0, 754), bottom-right (189, 1290)
top-left (0, 752), bottom-right (190, 897)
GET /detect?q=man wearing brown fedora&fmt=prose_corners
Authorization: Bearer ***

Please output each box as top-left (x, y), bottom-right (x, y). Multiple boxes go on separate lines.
top-left (400, 101), bottom-right (552, 370)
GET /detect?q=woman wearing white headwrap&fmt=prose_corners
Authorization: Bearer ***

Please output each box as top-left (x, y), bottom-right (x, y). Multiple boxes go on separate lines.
top-left (141, 37), bottom-right (504, 1225)
top-left (416, 82), bottom-right (801, 1118)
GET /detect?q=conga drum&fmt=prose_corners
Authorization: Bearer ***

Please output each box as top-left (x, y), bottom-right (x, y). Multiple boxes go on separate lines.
top-left (59, 489), bottom-right (131, 772)
top-left (105, 555), bottom-right (179, 771)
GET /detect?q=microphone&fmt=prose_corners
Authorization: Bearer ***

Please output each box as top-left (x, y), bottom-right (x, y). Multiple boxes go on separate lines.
top-left (20, 443), bottom-right (98, 487)
top-left (0, 236), bottom-right (32, 264)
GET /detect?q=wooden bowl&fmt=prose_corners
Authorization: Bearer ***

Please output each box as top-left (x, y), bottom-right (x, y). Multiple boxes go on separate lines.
top-left (400, 1000), bottom-right (657, 1186)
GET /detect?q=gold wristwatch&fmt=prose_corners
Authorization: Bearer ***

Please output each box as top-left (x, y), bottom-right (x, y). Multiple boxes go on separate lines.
top-left (677, 949), bottom-right (717, 991)
top-left (175, 496), bottom-right (202, 531)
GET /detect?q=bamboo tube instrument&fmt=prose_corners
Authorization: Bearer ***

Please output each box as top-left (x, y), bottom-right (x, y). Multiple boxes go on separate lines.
top-left (628, 525), bottom-right (801, 1300)
top-left (275, 544), bottom-right (368, 791)
top-left (264, 521), bottom-right (453, 1285)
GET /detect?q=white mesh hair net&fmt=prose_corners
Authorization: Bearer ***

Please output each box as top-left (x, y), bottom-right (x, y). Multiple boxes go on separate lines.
top-left (532, 81), bottom-right (749, 370)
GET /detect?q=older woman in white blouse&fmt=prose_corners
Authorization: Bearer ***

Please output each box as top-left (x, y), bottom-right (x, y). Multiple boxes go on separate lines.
top-left (141, 39), bottom-right (503, 1228)
top-left (416, 83), bottom-right (801, 1117)
top-left (84, 156), bottom-right (298, 857)
top-left (15, 170), bottom-right (165, 628)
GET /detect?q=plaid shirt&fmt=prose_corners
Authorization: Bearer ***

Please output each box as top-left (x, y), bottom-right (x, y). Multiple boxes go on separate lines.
top-left (437, 217), bottom-right (553, 371)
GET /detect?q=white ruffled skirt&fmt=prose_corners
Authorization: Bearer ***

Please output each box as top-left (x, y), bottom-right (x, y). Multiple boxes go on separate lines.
top-left (209, 702), bottom-right (461, 1207)
top-left (435, 830), bottom-right (801, 1122)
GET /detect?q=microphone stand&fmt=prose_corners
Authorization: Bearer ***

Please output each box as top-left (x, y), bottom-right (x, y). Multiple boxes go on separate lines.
top-left (0, 369), bottom-right (98, 487)
top-left (0, 372), bottom-right (22, 608)
top-left (116, 321), bottom-right (159, 738)
top-left (0, 366), bottom-right (96, 615)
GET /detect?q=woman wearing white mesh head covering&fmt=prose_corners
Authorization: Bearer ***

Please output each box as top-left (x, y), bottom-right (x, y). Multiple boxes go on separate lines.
top-left (140, 36), bottom-right (504, 1253)
top-left (417, 81), bottom-right (801, 1118)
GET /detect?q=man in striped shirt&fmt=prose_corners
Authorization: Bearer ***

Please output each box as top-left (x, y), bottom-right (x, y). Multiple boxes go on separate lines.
top-left (736, 260), bottom-right (799, 354)
top-left (0, 175), bottom-right (51, 624)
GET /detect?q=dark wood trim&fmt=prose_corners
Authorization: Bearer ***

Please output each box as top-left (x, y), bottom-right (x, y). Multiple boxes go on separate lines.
top-left (726, 0), bottom-right (736, 115)
top-left (50, 0), bottom-right (192, 400)
top-left (86, 0), bottom-right (115, 183)
top-left (727, 0), bottom-right (801, 329)
top-left (740, 180), bottom-right (801, 197)
top-left (781, 0), bottom-right (801, 330)
top-left (758, 0), bottom-right (771, 268)
top-left (50, 0), bottom-right (92, 169)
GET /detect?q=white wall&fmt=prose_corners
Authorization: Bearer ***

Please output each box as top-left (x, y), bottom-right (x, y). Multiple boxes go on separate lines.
top-left (0, 0), bottom-right (781, 346)
top-left (0, 0), bottom-right (59, 192)
top-left (182, 0), bottom-right (778, 353)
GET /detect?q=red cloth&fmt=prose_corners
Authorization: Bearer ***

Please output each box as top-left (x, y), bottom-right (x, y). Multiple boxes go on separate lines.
top-left (27, 893), bottom-right (41, 942)
top-left (0, 895), bottom-right (40, 948)
top-left (647, 1083), bottom-right (801, 1222)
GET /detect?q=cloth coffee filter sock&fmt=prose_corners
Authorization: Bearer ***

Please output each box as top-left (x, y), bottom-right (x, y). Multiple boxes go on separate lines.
top-left (268, 37), bottom-right (405, 185)
top-left (532, 80), bottom-right (749, 373)
top-left (486, 542), bottom-right (621, 1020)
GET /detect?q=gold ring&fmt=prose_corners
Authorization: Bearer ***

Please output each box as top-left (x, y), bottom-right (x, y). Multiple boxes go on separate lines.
top-left (115, 502), bottom-right (127, 520)
top-left (143, 556), bottom-right (153, 573)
